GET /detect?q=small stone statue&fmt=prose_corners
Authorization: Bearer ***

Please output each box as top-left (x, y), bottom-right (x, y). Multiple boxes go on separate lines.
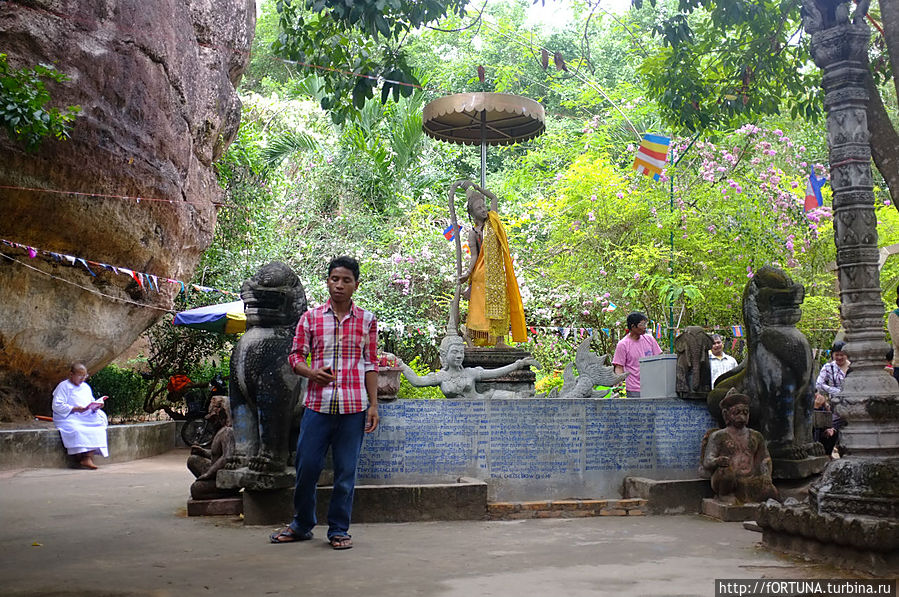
top-left (701, 390), bottom-right (779, 504)
top-left (708, 266), bottom-right (822, 473)
top-left (224, 262), bottom-right (307, 479)
top-left (187, 396), bottom-right (239, 500)
top-left (395, 335), bottom-right (538, 399)
top-left (544, 338), bottom-right (627, 399)
top-left (674, 326), bottom-right (713, 399)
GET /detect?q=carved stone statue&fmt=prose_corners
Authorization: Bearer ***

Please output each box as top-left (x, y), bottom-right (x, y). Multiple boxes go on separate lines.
top-left (701, 390), bottom-right (779, 504)
top-left (454, 180), bottom-right (526, 347)
top-left (543, 338), bottom-right (627, 399)
top-left (674, 326), bottom-right (714, 399)
top-left (220, 262), bottom-right (307, 490)
top-left (187, 395), bottom-right (239, 500)
top-left (708, 266), bottom-right (825, 478)
top-left (395, 335), bottom-right (537, 399)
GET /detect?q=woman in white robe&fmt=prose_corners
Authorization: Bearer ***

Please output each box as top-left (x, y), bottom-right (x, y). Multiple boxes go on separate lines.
top-left (52, 363), bottom-right (108, 469)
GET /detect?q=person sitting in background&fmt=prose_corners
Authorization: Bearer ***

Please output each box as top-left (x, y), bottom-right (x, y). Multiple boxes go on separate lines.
top-left (816, 341), bottom-right (850, 400)
top-left (708, 333), bottom-right (738, 388)
top-left (813, 392), bottom-right (844, 458)
top-left (52, 363), bottom-right (109, 470)
top-left (888, 285), bottom-right (899, 384)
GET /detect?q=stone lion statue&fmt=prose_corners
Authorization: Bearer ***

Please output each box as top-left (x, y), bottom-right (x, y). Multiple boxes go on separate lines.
top-left (223, 262), bottom-right (307, 483)
top-left (708, 266), bottom-right (824, 477)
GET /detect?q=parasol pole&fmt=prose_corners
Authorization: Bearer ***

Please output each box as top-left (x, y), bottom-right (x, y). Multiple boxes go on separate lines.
top-left (480, 110), bottom-right (487, 188)
top-left (447, 180), bottom-right (465, 336)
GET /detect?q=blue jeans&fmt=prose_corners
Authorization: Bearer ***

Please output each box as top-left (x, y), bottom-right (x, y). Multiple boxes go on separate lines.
top-left (289, 409), bottom-right (366, 539)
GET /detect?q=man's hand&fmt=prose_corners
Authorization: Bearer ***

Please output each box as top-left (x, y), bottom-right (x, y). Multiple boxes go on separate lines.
top-left (365, 405), bottom-right (379, 434)
top-left (308, 366), bottom-right (336, 387)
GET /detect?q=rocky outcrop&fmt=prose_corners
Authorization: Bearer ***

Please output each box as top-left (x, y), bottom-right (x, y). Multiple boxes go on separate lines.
top-left (0, 0), bottom-right (255, 417)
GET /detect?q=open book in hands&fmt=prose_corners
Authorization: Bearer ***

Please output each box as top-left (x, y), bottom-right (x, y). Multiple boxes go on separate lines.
top-left (88, 396), bottom-right (108, 411)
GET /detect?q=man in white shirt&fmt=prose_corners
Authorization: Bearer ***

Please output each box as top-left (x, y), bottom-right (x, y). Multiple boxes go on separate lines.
top-left (709, 334), bottom-right (738, 388)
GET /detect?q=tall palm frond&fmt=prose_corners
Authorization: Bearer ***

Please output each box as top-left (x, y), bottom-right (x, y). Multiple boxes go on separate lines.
top-left (260, 130), bottom-right (320, 173)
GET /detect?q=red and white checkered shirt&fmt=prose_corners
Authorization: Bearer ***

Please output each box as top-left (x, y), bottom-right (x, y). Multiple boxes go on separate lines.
top-left (288, 299), bottom-right (378, 414)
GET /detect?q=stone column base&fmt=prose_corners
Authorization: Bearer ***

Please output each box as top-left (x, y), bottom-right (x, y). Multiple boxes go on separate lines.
top-left (700, 498), bottom-right (760, 522)
top-left (756, 501), bottom-right (899, 576)
top-left (242, 488), bottom-right (294, 526)
top-left (464, 347), bottom-right (536, 398)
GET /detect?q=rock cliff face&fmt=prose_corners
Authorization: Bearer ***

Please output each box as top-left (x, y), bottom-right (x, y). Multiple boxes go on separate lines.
top-left (0, 0), bottom-right (255, 418)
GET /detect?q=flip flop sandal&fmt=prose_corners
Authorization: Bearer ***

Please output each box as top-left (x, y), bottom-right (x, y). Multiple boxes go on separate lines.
top-left (270, 528), bottom-right (313, 544)
top-left (329, 535), bottom-right (353, 550)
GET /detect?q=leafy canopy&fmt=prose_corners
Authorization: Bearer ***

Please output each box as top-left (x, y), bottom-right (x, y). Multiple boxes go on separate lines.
top-left (633, 0), bottom-right (821, 133)
top-left (0, 53), bottom-right (80, 150)
top-left (273, 0), bottom-right (467, 123)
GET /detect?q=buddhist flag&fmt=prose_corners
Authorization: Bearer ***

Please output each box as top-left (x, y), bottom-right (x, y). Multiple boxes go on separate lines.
top-left (804, 169), bottom-right (827, 211)
top-left (443, 224), bottom-right (459, 241)
top-left (633, 134), bottom-right (670, 181)
top-left (731, 325), bottom-right (744, 338)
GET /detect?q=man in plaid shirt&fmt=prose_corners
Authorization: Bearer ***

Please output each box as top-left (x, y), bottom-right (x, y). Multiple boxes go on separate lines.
top-left (270, 256), bottom-right (379, 550)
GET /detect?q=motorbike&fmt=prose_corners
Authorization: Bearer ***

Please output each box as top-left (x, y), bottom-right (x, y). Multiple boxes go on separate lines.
top-left (168, 374), bottom-right (228, 448)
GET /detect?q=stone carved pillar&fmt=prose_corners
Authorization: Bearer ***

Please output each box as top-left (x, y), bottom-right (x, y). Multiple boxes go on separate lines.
top-left (757, 2), bottom-right (899, 575)
top-left (809, 8), bottom-right (899, 461)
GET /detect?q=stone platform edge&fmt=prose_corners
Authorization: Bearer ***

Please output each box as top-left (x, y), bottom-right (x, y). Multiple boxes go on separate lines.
top-left (487, 498), bottom-right (647, 519)
top-left (0, 421), bottom-right (177, 470)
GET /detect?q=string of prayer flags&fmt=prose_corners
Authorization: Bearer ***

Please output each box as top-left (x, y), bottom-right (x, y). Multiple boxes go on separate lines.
top-left (443, 224), bottom-right (460, 241)
top-left (0, 238), bottom-right (240, 298)
top-left (804, 167), bottom-right (827, 211)
top-left (633, 134), bottom-right (670, 181)
top-left (602, 301), bottom-right (617, 313)
top-left (731, 325), bottom-right (744, 337)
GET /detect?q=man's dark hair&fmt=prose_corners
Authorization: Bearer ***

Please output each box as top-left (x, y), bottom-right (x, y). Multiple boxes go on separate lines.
top-left (328, 256), bottom-right (360, 281)
top-left (626, 311), bottom-right (648, 330)
top-left (832, 340), bottom-right (847, 354)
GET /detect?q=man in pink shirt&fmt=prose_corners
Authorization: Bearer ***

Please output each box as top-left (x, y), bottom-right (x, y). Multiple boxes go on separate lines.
top-left (613, 311), bottom-right (662, 397)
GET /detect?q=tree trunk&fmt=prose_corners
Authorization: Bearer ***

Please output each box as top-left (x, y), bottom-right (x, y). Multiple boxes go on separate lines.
top-left (865, 72), bottom-right (899, 209)
top-left (875, 0), bottom-right (899, 210)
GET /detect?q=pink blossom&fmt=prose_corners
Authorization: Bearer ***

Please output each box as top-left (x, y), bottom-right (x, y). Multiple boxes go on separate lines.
top-left (616, 191), bottom-right (624, 199)
top-left (634, 273), bottom-right (640, 281)
top-left (587, 211), bottom-right (596, 221)
top-left (590, 194), bottom-right (597, 202)
top-left (603, 292), bottom-right (610, 298)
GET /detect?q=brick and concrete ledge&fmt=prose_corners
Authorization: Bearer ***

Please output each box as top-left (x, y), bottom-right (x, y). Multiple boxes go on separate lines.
top-left (0, 421), bottom-right (177, 470)
top-left (487, 498), bottom-right (647, 520)
top-left (316, 477), bottom-right (489, 523)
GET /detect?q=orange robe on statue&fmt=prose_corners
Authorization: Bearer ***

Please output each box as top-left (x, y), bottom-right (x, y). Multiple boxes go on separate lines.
top-left (466, 211), bottom-right (526, 345)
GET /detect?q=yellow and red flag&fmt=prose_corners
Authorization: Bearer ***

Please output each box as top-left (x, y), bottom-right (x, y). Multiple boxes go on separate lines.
top-left (633, 134), bottom-right (670, 181)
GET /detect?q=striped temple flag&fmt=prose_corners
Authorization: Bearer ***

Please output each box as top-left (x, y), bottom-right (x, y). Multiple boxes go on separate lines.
top-left (443, 224), bottom-right (459, 241)
top-left (804, 169), bottom-right (827, 211)
top-left (731, 325), bottom-right (744, 338)
top-left (633, 134), bottom-right (670, 181)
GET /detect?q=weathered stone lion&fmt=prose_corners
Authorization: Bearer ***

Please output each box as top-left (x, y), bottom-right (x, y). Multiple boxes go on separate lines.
top-left (221, 263), bottom-right (306, 488)
top-left (708, 266), bottom-right (825, 478)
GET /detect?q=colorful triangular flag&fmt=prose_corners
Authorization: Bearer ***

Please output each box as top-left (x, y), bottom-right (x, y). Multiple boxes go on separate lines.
top-left (804, 168), bottom-right (827, 211)
top-left (633, 134), bottom-right (670, 181)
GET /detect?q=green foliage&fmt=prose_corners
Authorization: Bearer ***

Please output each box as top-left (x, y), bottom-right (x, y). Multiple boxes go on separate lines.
top-left (140, 295), bottom-right (234, 415)
top-left (190, 0), bottom-right (899, 384)
top-left (397, 356), bottom-right (445, 399)
top-left (0, 54), bottom-right (80, 149)
top-left (89, 365), bottom-right (148, 419)
top-left (634, 0), bottom-right (821, 133)
top-left (273, 0), bottom-right (466, 123)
